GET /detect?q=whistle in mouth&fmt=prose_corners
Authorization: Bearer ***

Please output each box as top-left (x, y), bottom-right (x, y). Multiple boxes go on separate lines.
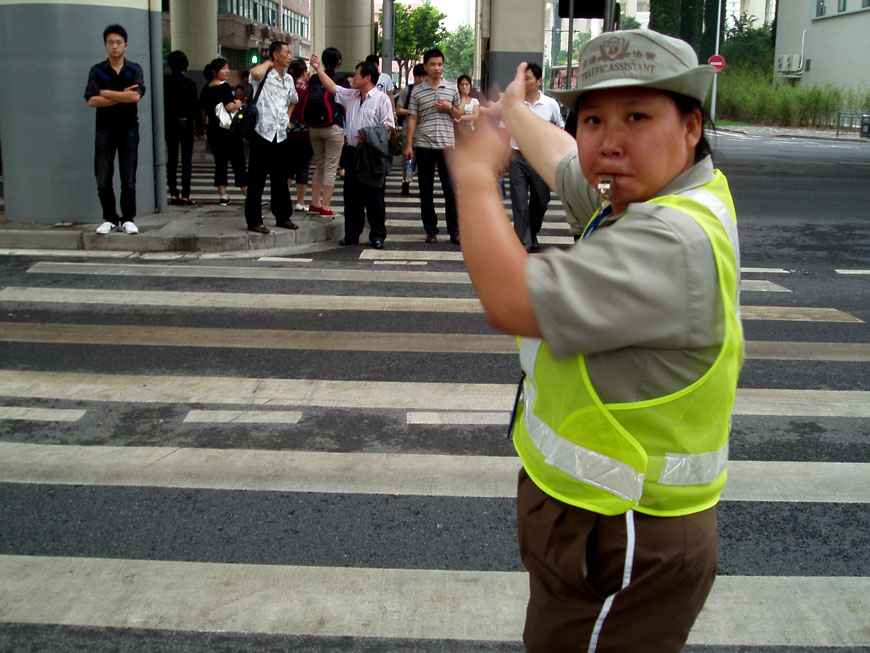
top-left (597, 175), bottom-right (614, 201)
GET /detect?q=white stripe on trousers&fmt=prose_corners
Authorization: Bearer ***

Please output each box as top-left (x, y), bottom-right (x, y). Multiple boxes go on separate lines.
top-left (587, 510), bottom-right (636, 652)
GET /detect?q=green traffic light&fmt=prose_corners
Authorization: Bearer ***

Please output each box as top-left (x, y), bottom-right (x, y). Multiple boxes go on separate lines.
top-left (251, 54), bottom-right (258, 64)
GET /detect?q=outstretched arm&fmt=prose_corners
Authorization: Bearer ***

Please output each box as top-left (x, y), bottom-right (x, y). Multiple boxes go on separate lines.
top-left (448, 119), bottom-right (541, 337)
top-left (309, 54), bottom-right (338, 95)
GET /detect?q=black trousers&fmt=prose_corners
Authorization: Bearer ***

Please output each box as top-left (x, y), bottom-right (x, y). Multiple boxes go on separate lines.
top-left (510, 150), bottom-right (551, 251)
top-left (341, 146), bottom-right (387, 243)
top-left (245, 134), bottom-right (292, 227)
top-left (166, 118), bottom-right (194, 198)
top-left (207, 127), bottom-right (247, 189)
top-left (94, 126), bottom-right (138, 223)
top-left (415, 146), bottom-right (458, 237)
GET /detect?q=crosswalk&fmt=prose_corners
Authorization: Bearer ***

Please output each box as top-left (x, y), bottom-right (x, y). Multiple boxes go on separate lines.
top-left (1, 160), bottom-right (868, 651)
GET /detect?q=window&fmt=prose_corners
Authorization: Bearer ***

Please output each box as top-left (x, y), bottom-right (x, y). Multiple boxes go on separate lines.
top-left (816, 0), bottom-right (826, 15)
top-left (838, 0), bottom-right (846, 11)
top-left (282, 9), bottom-right (309, 38)
top-left (864, 0), bottom-right (869, 7)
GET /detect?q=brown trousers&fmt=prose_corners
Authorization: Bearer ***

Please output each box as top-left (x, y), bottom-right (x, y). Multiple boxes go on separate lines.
top-left (517, 468), bottom-right (718, 652)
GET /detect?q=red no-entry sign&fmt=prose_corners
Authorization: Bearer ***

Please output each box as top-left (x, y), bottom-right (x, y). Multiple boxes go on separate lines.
top-left (708, 55), bottom-right (726, 72)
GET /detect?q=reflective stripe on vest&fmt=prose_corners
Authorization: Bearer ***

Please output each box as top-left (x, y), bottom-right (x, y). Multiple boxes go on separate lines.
top-left (520, 337), bottom-right (645, 502)
top-left (520, 338), bottom-right (730, 495)
top-left (680, 188), bottom-right (741, 315)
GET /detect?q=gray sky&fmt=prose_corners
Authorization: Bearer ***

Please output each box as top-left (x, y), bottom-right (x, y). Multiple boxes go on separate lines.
top-left (429, 0), bottom-right (473, 31)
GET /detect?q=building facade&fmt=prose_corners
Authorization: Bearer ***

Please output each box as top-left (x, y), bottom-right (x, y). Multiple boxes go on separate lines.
top-left (163, 0), bottom-right (311, 80)
top-left (775, 0), bottom-right (870, 88)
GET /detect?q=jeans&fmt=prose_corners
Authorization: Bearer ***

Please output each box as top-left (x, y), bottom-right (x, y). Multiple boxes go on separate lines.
top-left (510, 151), bottom-right (551, 251)
top-left (94, 127), bottom-right (139, 223)
top-left (415, 146), bottom-right (458, 237)
top-left (166, 119), bottom-right (194, 198)
top-left (245, 134), bottom-right (291, 227)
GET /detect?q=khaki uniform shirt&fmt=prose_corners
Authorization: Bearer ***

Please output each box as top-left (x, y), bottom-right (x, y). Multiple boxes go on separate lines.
top-left (526, 153), bottom-right (725, 403)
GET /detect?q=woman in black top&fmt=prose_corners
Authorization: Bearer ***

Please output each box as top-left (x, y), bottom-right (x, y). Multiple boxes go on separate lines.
top-left (200, 58), bottom-right (247, 206)
top-left (164, 50), bottom-right (202, 205)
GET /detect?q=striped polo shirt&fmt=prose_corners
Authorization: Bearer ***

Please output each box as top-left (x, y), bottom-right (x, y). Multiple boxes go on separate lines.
top-left (408, 78), bottom-right (460, 149)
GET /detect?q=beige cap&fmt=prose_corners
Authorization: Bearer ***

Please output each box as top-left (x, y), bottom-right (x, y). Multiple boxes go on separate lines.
top-left (551, 29), bottom-right (715, 109)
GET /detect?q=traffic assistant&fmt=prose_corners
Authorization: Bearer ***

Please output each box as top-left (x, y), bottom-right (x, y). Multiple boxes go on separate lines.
top-left (450, 28), bottom-right (743, 652)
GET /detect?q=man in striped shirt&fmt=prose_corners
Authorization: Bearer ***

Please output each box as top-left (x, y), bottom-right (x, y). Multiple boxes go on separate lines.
top-left (310, 54), bottom-right (395, 249)
top-left (403, 48), bottom-right (463, 244)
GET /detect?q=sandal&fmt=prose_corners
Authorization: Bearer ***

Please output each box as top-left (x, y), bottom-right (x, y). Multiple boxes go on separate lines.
top-left (180, 198), bottom-right (196, 206)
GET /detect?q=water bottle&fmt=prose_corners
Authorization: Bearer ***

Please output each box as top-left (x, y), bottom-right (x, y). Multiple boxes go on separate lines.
top-left (405, 155), bottom-right (414, 185)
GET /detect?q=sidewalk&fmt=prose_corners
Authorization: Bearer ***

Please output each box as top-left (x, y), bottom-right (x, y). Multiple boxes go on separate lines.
top-left (716, 123), bottom-right (868, 141)
top-left (0, 201), bottom-right (344, 255)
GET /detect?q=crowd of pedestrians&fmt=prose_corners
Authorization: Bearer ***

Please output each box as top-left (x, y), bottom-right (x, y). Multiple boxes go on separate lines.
top-left (90, 24), bottom-right (566, 249)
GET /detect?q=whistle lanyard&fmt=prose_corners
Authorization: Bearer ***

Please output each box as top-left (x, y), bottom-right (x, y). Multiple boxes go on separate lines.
top-left (582, 204), bottom-right (613, 240)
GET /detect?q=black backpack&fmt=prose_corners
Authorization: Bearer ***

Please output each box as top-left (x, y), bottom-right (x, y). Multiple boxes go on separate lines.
top-left (301, 76), bottom-right (340, 128)
top-left (397, 83), bottom-right (414, 127)
top-left (230, 75), bottom-right (265, 141)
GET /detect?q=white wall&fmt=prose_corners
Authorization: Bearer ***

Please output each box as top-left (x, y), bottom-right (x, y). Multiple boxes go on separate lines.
top-left (775, 2), bottom-right (870, 89)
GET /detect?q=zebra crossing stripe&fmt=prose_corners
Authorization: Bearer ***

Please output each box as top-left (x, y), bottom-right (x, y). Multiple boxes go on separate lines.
top-left (183, 410), bottom-right (302, 424)
top-left (0, 406), bottom-right (85, 422)
top-left (0, 371), bottom-right (867, 417)
top-left (0, 286), bottom-right (861, 322)
top-left (0, 442), bottom-right (866, 503)
top-left (3, 323), bottom-right (867, 360)
top-left (0, 555), bottom-right (866, 646)
top-left (741, 279), bottom-right (791, 293)
top-left (27, 261), bottom-right (471, 284)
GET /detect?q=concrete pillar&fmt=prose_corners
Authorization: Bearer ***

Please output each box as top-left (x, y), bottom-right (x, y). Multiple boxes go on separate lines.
top-left (169, 0), bottom-right (218, 78)
top-left (311, 0), bottom-right (373, 75)
top-left (479, 0), bottom-right (547, 95)
top-left (0, 1), bottom-right (155, 223)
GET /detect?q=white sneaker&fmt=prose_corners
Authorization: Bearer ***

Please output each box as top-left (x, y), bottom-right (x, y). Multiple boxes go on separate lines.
top-left (294, 203), bottom-right (308, 212)
top-left (96, 221), bottom-right (117, 234)
top-left (121, 221), bottom-right (139, 234)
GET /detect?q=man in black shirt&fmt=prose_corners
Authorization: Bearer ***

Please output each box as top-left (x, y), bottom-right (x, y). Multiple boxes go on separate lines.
top-left (84, 24), bottom-right (145, 234)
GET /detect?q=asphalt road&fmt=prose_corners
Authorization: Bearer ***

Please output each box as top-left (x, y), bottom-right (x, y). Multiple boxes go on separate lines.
top-left (0, 131), bottom-right (867, 652)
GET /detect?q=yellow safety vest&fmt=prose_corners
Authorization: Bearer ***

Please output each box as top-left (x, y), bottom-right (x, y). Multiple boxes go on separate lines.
top-left (513, 171), bottom-right (743, 517)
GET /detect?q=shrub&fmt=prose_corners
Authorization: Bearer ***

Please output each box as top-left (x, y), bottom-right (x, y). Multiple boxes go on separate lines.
top-left (715, 72), bottom-right (865, 127)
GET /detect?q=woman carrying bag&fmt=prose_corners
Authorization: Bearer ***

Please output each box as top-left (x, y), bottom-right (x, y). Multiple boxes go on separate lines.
top-left (199, 57), bottom-right (248, 206)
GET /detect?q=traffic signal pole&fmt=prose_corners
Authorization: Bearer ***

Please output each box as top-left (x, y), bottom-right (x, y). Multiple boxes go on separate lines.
top-left (382, 0), bottom-right (394, 86)
top-left (711, 0), bottom-right (722, 122)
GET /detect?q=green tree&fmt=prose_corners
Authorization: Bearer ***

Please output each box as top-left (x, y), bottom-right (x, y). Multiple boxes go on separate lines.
top-left (379, 1), bottom-right (447, 88)
top-left (555, 32), bottom-right (591, 66)
top-left (721, 21), bottom-right (774, 75)
top-left (649, 0), bottom-right (681, 37)
top-left (620, 14), bottom-right (642, 30)
top-left (440, 24), bottom-right (474, 82)
top-left (699, 0), bottom-right (726, 62)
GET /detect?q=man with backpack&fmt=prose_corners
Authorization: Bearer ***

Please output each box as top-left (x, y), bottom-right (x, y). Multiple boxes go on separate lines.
top-left (303, 47), bottom-right (349, 218)
top-left (396, 64), bottom-right (425, 197)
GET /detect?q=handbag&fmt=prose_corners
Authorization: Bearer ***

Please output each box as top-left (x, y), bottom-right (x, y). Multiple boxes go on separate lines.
top-left (388, 127), bottom-right (402, 155)
top-left (215, 102), bottom-right (233, 130)
top-left (230, 74), bottom-right (266, 140)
